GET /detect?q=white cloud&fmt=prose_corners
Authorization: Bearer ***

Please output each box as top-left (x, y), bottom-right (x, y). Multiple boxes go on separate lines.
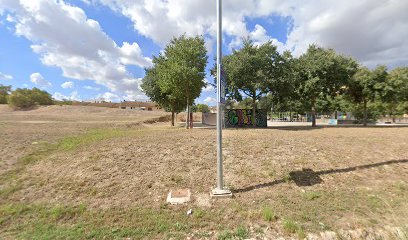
top-left (61, 81), bottom-right (74, 89)
top-left (96, 0), bottom-right (408, 68)
top-left (30, 72), bottom-right (52, 88)
top-left (0, 72), bottom-right (13, 80)
top-left (83, 85), bottom-right (100, 91)
top-left (202, 78), bottom-right (215, 93)
top-left (96, 92), bottom-right (120, 102)
top-left (204, 97), bottom-right (217, 104)
top-left (1, 0), bottom-right (151, 98)
top-left (53, 91), bottom-right (81, 101)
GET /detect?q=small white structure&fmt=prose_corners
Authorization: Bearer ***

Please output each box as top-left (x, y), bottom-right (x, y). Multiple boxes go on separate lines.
top-left (166, 189), bottom-right (191, 205)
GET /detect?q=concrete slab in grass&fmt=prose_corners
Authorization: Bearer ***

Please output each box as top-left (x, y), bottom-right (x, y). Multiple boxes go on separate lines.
top-left (166, 189), bottom-right (191, 205)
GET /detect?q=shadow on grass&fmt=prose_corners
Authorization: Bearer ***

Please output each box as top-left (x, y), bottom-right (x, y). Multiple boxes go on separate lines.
top-left (234, 159), bottom-right (408, 193)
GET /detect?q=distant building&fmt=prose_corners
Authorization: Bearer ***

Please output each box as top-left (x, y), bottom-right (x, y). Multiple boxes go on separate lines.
top-left (119, 101), bottom-right (158, 111)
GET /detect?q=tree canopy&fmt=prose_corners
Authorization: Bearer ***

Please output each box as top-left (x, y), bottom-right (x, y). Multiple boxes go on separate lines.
top-left (141, 35), bottom-right (208, 126)
top-left (213, 38), bottom-right (282, 126)
top-left (297, 45), bottom-right (358, 126)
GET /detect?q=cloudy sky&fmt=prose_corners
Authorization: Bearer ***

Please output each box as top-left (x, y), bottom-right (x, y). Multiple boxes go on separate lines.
top-left (0, 0), bottom-right (407, 104)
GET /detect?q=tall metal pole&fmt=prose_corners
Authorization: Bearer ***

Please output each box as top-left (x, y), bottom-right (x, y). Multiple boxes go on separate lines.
top-left (216, 0), bottom-right (223, 190)
top-left (212, 0), bottom-right (232, 197)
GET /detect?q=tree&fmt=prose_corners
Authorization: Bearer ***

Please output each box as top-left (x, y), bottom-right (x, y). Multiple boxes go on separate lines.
top-left (141, 66), bottom-right (185, 126)
top-left (297, 45), bottom-right (358, 127)
top-left (8, 88), bottom-right (53, 109)
top-left (264, 51), bottom-right (305, 118)
top-left (141, 35), bottom-right (208, 127)
top-left (0, 85), bottom-right (11, 104)
top-left (236, 97), bottom-right (254, 109)
top-left (347, 66), bottom-right (387, 126)
top-left (214, 38), bottom-right (281, 126)
top-left (192, 103), bottom-right (210, 113)
top-left (379, 67), bottom-right (408, 122)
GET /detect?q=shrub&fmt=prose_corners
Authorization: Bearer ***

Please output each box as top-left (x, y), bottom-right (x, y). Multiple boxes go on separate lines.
top-left (8, 88), bottom-right (53, 109)
top-left (0, 85), bottom-right (11, 104)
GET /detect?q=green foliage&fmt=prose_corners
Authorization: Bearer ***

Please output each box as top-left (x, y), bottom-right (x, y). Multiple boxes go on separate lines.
top-left (54, 100), bottom-right (73, 106)
top-left (262, 207), bottom-right (277, 222)
top-left (350, 102), bottom-right (381, 123)
top-left (212, 38), bottom-right (282, 125)
top-left (283, 218), bottom-right (304, 238)
top-left (235, 226), bottom-right (249, 239)
top-left (217, 227), bottom-right (249, 240)
top-left (192, 103), bottom-right (210, 113)
top-left (0, 84), bottom-right (11, 104)
top-left (142, 35), bottom-right (208, 125)
top-left (57, 129), bottom-right (129, 151)
top-left (236, 97), bottom-right (254, 109)
top-left (347, 66), bottom-right (388, 125)
top-left (155, 34), bottom-right (207, 106)
top-left (7, 87), bottom-right (53, 109)
top-left (297, 45), bottom-right (358, 126)
top-left (377, 67), bottom-right (408, 119)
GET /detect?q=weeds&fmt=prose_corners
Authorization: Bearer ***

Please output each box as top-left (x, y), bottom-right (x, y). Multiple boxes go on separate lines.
top-left (303, 191), bottom-right (321, 200)
top-left (262, 206), bottom-right (277, 222)
top-left (283, 218), bottom-right (305, 238)
top-left (217, 226), bottom-right (249, 240)
top-left (235, 226), bottom-right (249, 239)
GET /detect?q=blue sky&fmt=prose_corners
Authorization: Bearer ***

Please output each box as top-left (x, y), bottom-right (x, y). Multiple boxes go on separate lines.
top-left (0, 0), bottom-right (407, 105)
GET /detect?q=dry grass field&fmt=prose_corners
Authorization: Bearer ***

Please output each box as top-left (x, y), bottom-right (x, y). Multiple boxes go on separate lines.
top-left (1, 105), bottom-right (408, 239)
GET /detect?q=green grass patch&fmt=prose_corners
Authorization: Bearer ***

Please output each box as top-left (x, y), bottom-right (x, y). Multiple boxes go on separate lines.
top-left (283, 218), bottom-right (304, 238)
top-left (235, 226), bottom-right (249, 239)
top-left (303, 191), bottom-right (321, 201)
top-left (0, 183), bottom-right (22, 198)
top-left (262, 206), bottom-right (277, 222)
top-left (56, 129), bottom-right (129, 151)
top-left (217, 230), bottom-right (233, 240)
top-left (0, 202), bottom-right (198, 239)
top-left (217, 226), bottom-right (249, 240)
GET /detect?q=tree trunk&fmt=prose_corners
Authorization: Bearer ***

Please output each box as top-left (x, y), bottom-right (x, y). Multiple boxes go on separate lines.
top-left (391, 105), bottom-right (396, 123)
top-left (363, 99), bottom-right (367, 127)
top-left (311, 99), bottom-right (317, 127)
top-left (252, 97), bottom-right (257, 127)
top-left (185, 98), bottom-right (189, 129)
top-left (190, 111), bottom-right (193, 129)
top-left (289, 109), bottom-right (292, 122)
top-left (171, 111), bottom-right (175, 126)
top-left (335, 111), bottom-right (338, 120)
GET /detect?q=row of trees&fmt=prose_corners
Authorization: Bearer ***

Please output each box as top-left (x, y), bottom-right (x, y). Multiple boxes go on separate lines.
top-left (142, 35), bottom-right (407, 127)
top-left (213, 39), bottom-right (408, 127)
top-left (0, 85), bottom-right (54, 108)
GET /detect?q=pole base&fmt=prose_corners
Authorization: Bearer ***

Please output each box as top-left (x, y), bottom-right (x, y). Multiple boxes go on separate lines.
top-left (210, 188), bottom-right (233, 198)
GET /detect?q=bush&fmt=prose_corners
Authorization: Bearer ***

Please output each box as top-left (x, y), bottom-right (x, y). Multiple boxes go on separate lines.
top-left (54, 100), bottom-right (73, 106)
top-left (8, 88), bottom-right (53, 109)
top-left (0, 85), bottom-right (11, 104)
